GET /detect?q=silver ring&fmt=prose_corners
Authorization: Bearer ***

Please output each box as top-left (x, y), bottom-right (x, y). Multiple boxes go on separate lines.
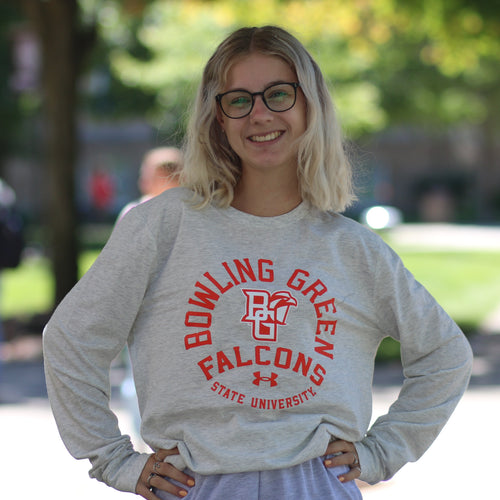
top-left (154, 461), bottom-right (161, 471)
top-left (352, 454), bottom-right (359, 466)
top-left (147, 472), bottom-right (157, 486)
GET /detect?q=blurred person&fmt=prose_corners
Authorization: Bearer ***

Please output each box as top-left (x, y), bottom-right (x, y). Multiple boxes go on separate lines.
top-left (43, 26), bottom-right (472, 500)
top-left (117, 147), bottom-right (183, 442)
top-left (118, 147), bottom-right (183, 221)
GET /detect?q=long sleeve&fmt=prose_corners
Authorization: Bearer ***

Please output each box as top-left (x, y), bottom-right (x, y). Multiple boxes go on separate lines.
top-left (355, 244), bottom-right (473, 484)
top-left (43, 210), bottom-right (157, 492)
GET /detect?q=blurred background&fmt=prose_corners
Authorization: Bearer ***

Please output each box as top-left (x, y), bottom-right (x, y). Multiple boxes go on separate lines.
top-left (0, 1), bottom-right (499, 499)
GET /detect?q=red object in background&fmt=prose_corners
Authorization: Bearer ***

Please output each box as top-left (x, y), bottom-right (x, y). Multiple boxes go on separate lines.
top-left (89, 169), bottom-right (115, 211)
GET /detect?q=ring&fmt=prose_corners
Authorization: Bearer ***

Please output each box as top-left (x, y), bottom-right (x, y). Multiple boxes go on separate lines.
top-left (147, 473), bottom-right (157, 486)
top-left (352, 454), bottom-right (359, 466)
top-left (154, 461), bottom-right (161, 471)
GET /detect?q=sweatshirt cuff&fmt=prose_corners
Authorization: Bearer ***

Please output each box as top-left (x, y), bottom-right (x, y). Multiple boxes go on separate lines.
top-left (354, 441), bottom-right (380, 485)
top-left (97, 451), bottom-right (151, 493)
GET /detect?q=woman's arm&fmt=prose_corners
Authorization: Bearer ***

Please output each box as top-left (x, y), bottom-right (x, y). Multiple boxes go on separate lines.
top-left (354, 244), bottom-right (473, 484)
top-left (44, 210), bottom-right (158, 492)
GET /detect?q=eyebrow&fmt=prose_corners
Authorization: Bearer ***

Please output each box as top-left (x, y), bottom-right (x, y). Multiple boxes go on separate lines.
top-left (225, 80), bottom-right (293, 93)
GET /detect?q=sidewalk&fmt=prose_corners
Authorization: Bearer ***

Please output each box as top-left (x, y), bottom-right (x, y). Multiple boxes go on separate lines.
top-left (388, 223), bottom-right (500, 251)
top-left (360, 385), bottom-right (500, 499)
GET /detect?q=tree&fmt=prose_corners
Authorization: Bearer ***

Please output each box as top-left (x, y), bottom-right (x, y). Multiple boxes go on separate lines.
top-left (5, 0), bottom-right (155, 308)
top-left (95, 0), bottom-right (499, 134)
top-left (19, 0), bottom-right (97, 304)
top-left (98, 0), bottom-right (499, 217)
top-left (5, 0), bottom-right (500, 310)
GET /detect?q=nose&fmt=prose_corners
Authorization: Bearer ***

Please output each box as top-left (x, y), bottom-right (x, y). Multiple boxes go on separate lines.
top-left (249, 95), bottom-right (272, 121)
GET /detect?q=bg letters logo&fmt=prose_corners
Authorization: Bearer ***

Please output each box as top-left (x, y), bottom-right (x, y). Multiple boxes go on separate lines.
top-left (241, 289), bottom-right (298, 342)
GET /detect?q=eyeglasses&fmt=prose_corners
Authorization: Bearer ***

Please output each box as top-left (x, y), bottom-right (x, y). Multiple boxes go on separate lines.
top-left (216, 82), bottom-right (300, 119)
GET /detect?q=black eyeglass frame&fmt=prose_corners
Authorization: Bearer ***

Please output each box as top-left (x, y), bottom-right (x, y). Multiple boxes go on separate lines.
top-left (215, 82), bottom-right (301, 119)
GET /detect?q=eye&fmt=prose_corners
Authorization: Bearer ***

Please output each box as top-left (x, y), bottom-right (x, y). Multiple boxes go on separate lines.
top-left (227, 92), bottom-right (252, 108)
top-left (267, 90), bottom-right (289, 101)
top-left (265, 84), bottom-right (293, 103)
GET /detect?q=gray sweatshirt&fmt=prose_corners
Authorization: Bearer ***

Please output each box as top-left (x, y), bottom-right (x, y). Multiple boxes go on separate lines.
top-left (43, 187), bottom-right (472, 493)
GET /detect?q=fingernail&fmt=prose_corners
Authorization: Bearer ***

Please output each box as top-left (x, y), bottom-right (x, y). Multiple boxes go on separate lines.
top-left (187, 479), bottom-right (195, 486)
top-left (324, 459), bottom-right (332, 466)
top-left (179, 490), bottom-right (188, 497)
top-left (339, 476), bottom-right (345, 483)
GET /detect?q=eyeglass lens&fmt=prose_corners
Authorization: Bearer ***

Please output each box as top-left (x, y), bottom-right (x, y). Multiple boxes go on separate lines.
top-left (219, 83), bottom-right (298, 118)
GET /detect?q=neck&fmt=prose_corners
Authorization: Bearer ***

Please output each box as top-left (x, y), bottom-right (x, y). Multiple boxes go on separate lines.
top-left (232, 172), bottom-right (302, 217)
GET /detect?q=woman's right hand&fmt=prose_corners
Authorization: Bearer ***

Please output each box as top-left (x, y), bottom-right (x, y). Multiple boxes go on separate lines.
top-left (136, 448), bottom-right (195, 499)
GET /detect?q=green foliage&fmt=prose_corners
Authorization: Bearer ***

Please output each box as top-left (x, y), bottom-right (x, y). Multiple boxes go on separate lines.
top-left (78, 0), bottom-right (500, 139)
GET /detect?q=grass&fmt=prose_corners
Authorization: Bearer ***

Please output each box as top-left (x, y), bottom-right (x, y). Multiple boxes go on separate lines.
top-left (376, 247), bottom-right (500, 361)
top-left (2, 244), bottom-right (499, 360)
top-left (396, 251), bottom-right (500, 333)
top-left (1, 256), bottom-right (54, 319)
top-left (0, 250), bottom-right (100, 319)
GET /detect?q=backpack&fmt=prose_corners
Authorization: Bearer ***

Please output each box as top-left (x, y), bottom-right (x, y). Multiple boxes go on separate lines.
top-left (0, 204), bottom-right (24, 269)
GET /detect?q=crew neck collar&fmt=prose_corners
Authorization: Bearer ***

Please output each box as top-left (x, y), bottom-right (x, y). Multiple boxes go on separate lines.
top-left (222, 200), bottom-right (310, 226)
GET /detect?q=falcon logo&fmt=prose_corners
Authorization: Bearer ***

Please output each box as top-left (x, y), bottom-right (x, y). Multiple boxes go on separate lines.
top-left (241, 289), bottom-right (298, 342)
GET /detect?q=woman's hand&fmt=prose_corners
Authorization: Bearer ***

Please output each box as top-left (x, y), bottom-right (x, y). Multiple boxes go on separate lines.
top-left (136, 448), bottom-right (195, 499)
top-left (323, 440), bottom-right (361, 483)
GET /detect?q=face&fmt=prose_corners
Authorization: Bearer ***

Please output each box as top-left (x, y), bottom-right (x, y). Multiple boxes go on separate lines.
top-left (216, 53), bottom-right (307, 179)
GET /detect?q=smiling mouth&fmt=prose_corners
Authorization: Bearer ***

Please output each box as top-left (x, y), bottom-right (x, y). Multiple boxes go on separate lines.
top-left (249, 131), bottom-right (283, 143)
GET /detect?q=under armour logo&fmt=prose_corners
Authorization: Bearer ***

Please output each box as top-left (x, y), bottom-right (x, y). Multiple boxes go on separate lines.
top-left (241, 289), bottom-right (298, 342)
top-left (253, 371), bottom-right (278, 387)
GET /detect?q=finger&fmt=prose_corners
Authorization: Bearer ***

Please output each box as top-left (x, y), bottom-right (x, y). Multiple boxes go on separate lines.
top-left (324, 439), bottom-right (359, 462)
top-left (136, 480), bottom-right (162, 500)
top-left (140, 450), bottom-right (195, 498)
top-left (324, 453), bottom-right (351, 468)
top-left (324, 439), bottom-right (354, 456)
top-left (154, 447), bottom-right (180, 460)
top-left (151, 449), bottom-right (195, 487)
top-left (136, 455), bottom-right (178, 499)
top-left (154, 462), bottom-right (195, 488)
top-left (338, 466), bottom-right (362, 483)
top-left (323, 442), bottom-right (361, 483)
top-left (322, 441), bottom-right (361, 484)
top-left (136, 471), bottom-right (189, 500)
top-left (148, 473), bottom-right (190, 498)
top-left (136, 467), bottom-right (164, 500)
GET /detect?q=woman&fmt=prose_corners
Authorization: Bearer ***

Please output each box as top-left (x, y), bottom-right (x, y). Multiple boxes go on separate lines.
top-left (43, 26), bottom-right (472, 499)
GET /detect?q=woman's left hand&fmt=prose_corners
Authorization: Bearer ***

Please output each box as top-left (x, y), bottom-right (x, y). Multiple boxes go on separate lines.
top-left (323, 440), bottom-right (361, 483)
top-left (136, 448), bottom-right (195, 499)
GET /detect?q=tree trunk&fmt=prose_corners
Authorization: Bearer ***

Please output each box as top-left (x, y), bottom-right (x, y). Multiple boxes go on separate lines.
top-left (21, 0), bottom-right (94, 306)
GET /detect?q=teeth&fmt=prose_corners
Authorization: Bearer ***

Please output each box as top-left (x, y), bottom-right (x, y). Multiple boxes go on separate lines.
top-left (250, 131), bottom-right (281, 142)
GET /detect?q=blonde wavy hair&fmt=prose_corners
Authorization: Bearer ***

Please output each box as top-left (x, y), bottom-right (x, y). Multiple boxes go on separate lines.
top-left (180, 25), bottom-right (355, 213)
